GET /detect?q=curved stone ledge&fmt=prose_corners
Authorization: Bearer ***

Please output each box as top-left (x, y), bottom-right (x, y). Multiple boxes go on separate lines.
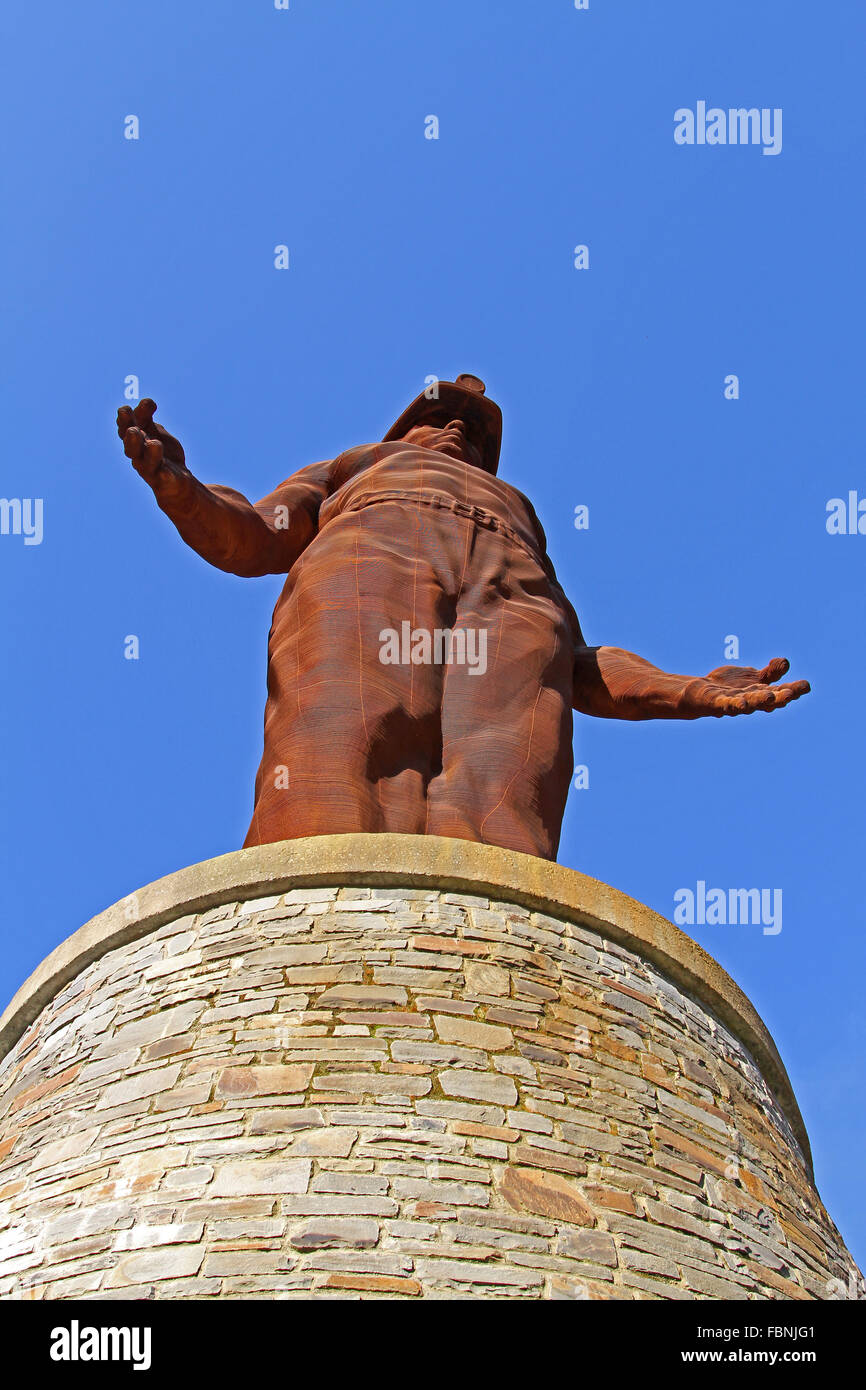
top-left (0, 840), bottom-right (860, 1301)
top-left (0, 835), bottom-right (809, 1168)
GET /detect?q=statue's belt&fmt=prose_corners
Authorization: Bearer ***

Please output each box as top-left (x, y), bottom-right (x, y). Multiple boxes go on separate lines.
top-left (331, 489), bottom-right (547, 568)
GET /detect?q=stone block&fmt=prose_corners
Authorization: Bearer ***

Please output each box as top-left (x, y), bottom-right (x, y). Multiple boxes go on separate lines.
top-left (211, 1159), bottom-right (312, 1197)
top-left (290, 1218), bottom-right (380, 1250)
top-left (439, 1071), bottom-right (518, 1106)
top-left (501, 1166), bottom-right (595, 1226)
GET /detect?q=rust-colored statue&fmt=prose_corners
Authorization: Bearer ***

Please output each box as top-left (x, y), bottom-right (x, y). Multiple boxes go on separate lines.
top-left (116, 376), bottom-right (809, 861)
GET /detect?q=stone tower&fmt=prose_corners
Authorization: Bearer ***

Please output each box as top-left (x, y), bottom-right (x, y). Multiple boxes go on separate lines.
top-left (0, 836), bottom-right (860, 1300)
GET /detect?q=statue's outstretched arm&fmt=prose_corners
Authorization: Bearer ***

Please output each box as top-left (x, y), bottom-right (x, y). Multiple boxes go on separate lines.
top-left (572, 645), bottom-right (810, 720)
top-left (116, 399), bottom-right (331, 576)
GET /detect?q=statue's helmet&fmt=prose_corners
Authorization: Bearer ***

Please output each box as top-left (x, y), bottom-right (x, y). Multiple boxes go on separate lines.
top-left (383, 373), bottom-right (502, 475)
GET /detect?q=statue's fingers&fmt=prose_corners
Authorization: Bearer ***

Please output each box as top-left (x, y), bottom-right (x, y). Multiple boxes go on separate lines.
top-left (123, 426), bottom-right (158, 481)
top-left (766, 679), bottom-right (811, 707)
top-left (154, 424), bottom-right (185, 467)
top-left (133, 398), bottom-right (158, 432)
top-left (116, 405), bottom-right (136, 439)
top-left (733, 692), bottom-right (767, 715)
top-left (747, 687), bottom-right (778, 712)
top-left (122, 425), bottom-right (145, 460)
top-left (712, 686), bottom-right (774, 716)
top-left (758, 657), bottom-right (790, 685)
top-left (143, 438), bottom-right (164, 472)
top-left (708, 691), bottom-right (744, 716)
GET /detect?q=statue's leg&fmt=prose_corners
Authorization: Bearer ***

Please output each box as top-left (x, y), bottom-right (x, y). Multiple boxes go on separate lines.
top-left (244, 508), bottom-right (449, 847)
top-left (426, 525), bottom-right (576, 860)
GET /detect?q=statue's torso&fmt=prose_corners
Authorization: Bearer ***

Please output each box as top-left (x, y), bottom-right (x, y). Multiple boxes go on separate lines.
top-left (316, 442), bottom-right (550, 561)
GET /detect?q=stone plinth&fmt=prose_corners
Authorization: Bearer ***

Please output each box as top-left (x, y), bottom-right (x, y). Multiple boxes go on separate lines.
top-left (0, 835), bottom-right (860, 1300)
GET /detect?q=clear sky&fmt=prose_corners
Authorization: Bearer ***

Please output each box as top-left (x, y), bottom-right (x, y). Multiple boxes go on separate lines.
top-left (1, 1), bottom-right (863, 1270)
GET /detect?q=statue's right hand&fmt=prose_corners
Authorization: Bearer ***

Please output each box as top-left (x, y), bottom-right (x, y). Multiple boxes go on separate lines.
top-left (116, 399), bottom-right (191, 497)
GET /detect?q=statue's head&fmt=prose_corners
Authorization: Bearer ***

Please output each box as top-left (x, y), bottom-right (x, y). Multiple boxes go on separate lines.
top-left (384, 374), bottom-right (502, 475)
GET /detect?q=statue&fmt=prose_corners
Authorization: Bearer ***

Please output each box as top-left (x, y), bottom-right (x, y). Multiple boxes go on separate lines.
top-left (116, 375), bottom-right (809, 861)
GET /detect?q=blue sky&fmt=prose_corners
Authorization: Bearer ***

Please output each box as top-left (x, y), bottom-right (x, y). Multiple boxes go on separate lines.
top-left (1, 1), bottom-right (863, 1268)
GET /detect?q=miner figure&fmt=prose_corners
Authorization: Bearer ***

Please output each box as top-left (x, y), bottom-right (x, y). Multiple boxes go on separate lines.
top-left (117, 375), bottom-right (808, 860)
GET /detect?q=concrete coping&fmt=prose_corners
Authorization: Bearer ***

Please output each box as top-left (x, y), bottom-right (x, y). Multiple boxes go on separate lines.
top-left (0, 833), bottom-right (812, 1174)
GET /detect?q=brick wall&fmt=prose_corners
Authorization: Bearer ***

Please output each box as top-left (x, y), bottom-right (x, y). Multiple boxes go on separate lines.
top-left (0, 882), bottom-right (860, 1300)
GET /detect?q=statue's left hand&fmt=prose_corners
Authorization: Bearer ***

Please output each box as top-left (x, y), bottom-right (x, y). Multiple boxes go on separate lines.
top-left (573, 647), bottom-right (811, 720)
top-left (683, 657), bottom-right (810, 717)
